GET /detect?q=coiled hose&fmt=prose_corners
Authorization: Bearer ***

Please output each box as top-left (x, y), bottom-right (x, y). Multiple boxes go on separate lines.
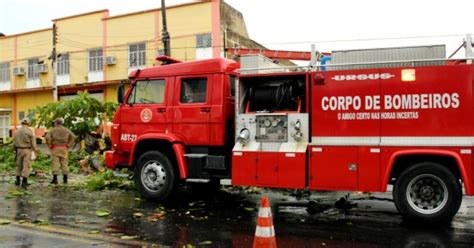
top-left (249, 82), bottom-right (301, 112)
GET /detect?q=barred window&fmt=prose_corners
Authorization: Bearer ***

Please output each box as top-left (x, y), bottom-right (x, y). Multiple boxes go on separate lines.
top-left (196, 33), bottom-right (212, 48)
top-left (27, 58), bottom-right (39, 80)
top-left (57, 53), bottom-right (69, 75)
top-left (0, 62), bottom-right (9, 82)
top-left (89, 49), bottom-right (103, 72)
top-left (129, 43), bottom-right (146, 67)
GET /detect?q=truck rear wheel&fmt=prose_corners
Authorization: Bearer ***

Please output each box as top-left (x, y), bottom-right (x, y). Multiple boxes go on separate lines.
top-left (135, 151), bottom-right (175, 200)
top-left (393, 162), bottom-right (462, 223)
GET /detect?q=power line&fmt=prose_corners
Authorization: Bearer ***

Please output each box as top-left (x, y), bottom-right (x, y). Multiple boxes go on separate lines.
top-left (258, 34), bottom-right (469, 46)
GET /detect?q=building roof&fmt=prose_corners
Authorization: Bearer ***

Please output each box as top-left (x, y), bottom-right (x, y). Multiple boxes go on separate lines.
top-left (0, 1), bottom-right (211, 39)
top-left (103, 1), bottom-right (208, 20)
top-left (0, 28), bottom-right (53, 39)
top-left (52, 9), bottom-right (109, 22)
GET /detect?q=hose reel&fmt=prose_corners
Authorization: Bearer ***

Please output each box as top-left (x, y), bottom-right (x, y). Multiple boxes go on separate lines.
top-left (247, 81), bottom-right (303, 112)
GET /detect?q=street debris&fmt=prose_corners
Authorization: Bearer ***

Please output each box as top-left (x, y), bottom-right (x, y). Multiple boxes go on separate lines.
top-left (306, 200), bottom-right (331, 215)
top-left (96, 210), bottom-right (111, 217)
top-left (334, 195), bottom-right (358, 211)
top-left (132, 212), bottom-right (144, 218)
top-left (244, 207), bottom-right (256, 212)
top-left (198, 241), bottom-right (213, 245)
top-left (0, 219), bottom-right (12, 225)
top-left (85, 170), bottom-right (133, 191)
top-left (120, 235), bottom-right (138, 240)
top-left (5, 189), bottom-right (32, 199)
top-left (33, 218), bottom-right (49, 226)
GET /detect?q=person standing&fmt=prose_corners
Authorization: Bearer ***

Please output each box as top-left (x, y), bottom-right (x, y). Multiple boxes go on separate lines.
top-left (12, 119), bottom-right (37, 187)
top-left (45, 118), bottom-right (75, 184)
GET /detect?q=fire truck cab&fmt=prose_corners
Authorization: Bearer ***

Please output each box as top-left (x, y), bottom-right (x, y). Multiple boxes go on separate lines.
top-left (107, 57), bottom-right (238, 200)
top-left (107, 44), bottom-right (474, 223)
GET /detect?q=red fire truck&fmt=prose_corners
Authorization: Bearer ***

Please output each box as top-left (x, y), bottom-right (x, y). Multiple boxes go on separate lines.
top-left (106, 43), bottom-right (474, 223)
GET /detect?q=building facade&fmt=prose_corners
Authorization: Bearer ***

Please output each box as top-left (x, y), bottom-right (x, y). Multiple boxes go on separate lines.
top-left (0, 0), bottom-right (262, 140)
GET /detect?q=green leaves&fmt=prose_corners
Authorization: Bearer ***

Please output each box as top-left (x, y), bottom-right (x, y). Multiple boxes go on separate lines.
top-left (0, 144), bottom-right (15, 174)
top-left (84, 170), bottom-right (134, 191)
top-left (95, 210), bottom-right (111, 217)
top-left (0, 219), bottom-right (11, 225)
top-left (31, 91), bottom-right (118, 139)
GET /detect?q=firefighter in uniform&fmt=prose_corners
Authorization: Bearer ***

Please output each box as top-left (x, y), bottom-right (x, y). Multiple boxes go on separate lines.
top-left (45, 118), bottom-right (75, 184)
top-left (12, 119), bottom-right (37, 186)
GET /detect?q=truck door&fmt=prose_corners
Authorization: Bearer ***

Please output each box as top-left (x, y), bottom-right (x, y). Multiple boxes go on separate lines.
top-left (173, 75), bottom-right (212, 145)
top-left (119, 78), bottom-right (170, 152)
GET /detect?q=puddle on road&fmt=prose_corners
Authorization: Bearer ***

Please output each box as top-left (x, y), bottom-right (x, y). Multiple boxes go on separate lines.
top-left (0, 182), bottom-right (473, 247)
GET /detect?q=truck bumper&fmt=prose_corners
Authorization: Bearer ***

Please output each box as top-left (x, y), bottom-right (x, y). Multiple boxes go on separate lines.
top-left (105, 150), bottom-right (130, 169)
top-left (105, 151), bottom-right (116, 169)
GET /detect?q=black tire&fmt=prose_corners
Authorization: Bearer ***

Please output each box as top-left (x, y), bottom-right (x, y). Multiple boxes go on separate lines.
top-left (134, 151), bottom-right (176, 201)
top-left (393, 162), bottom-right (462, 223)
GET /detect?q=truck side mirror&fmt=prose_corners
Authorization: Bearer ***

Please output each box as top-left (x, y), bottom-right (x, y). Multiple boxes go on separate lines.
top-left (117, 84), bottom-right (125, 104)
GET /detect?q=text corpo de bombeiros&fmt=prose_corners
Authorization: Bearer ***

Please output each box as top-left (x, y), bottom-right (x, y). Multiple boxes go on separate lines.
top-left (321, 93), bottom-right (459, 120)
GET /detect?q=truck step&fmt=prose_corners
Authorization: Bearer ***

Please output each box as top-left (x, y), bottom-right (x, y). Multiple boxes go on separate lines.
top-left (220, 179), bottom-right (232, 185)
top-left (185, 178), bottom-right (211, 183)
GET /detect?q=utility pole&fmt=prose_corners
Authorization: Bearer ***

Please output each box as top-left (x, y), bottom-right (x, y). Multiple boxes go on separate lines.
top-left (161, 0), bottom-right (171, 56)
top-left (51, 23), bottom-right (58, 101)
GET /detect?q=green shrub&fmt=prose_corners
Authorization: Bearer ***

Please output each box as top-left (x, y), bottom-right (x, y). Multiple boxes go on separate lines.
top-left (0, 144), bottom-right (15, 174)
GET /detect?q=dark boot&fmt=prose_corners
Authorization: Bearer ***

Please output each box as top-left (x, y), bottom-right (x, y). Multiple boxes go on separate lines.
top-left (63, 175), bottom-right (68, 184)
top-left (15, 176), bottom-right (20, 186)
top-left (50, 175), bottom-right (58, 185)
top-left (21, 177), bottom-right (30, 187)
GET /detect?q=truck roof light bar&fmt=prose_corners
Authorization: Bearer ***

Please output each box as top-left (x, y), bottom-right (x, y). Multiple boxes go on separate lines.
top-left (156, 56), bottom-right (182, 65)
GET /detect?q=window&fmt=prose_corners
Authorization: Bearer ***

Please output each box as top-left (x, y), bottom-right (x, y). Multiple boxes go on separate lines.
top-left (89, 49), bottom-right (103, 72)
top-left (127, 79), bottom-right (165, 104)
top-left (0, 113), bottom-right (10, 139)
top-left (229, 75), bottom-right (236, 97)
top-left (196, 33), bottom-right (212, 48)
top-left (129, 43), bottom-right (146, 67)
top-left (0, 63), bottom-right (10, 82)
top-left (18, 111), bottom-right (25, 121)
top-left (57, 53), bottom-right (69, 75)
top-left (27, 110), bottom-right (35, 121)
top-left (180, 78), bottom-right (207, 103)
top-left (27, 58), bottom-right (39, 79)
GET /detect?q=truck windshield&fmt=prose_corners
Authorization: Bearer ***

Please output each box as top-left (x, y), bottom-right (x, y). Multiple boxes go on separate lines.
top-left (127, 79), bottom-right (165, 104)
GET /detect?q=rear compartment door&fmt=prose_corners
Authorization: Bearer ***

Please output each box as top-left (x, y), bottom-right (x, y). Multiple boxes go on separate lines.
top-left (310, 69), bottom-right (382, 191)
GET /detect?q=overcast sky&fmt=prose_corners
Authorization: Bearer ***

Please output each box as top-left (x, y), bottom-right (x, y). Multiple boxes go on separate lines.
top-left (1, 0), bottom-right (473, 57)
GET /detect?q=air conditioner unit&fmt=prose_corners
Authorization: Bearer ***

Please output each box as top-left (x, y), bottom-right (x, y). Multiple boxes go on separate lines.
top-left (13, 67), bottom-right (24, 76)
top-left (38, 64), bottom-right (48, 74)
top-left (106, 56), bottom-right (117, 65)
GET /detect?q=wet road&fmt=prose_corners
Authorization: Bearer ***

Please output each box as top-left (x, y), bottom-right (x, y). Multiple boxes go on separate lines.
top-left (0, 178), bottom-right (473, 247)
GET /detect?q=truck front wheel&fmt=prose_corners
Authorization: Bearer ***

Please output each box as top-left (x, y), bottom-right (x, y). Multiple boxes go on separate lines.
top-left (393, 162), bottom-right (462, 223)
top-left (135, 151), bottom-right (175, 200)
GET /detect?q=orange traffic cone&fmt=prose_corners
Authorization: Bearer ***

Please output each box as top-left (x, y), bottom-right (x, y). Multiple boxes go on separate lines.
top-left (253, 196), bottom-right (277, 248)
